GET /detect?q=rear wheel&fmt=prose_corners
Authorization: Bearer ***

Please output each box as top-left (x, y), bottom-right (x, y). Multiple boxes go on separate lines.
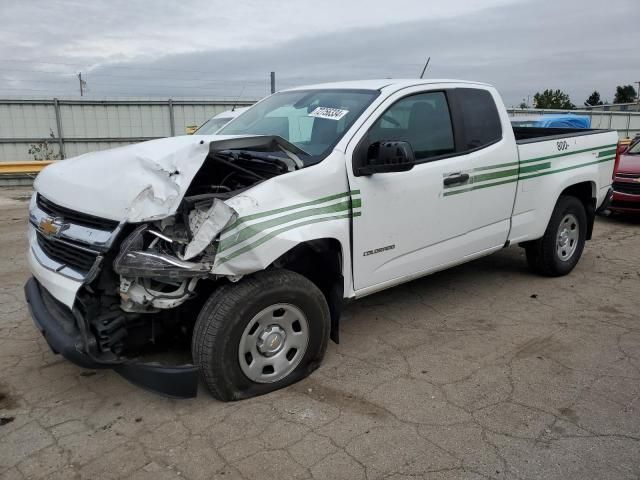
top-left (192, 269), bottom-right (330, 401)
top-left (525, 195), bottom-right (587, 276)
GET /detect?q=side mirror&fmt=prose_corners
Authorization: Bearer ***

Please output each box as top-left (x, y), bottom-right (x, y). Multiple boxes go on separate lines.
top-left (354, 141), bottom-right (415, 176)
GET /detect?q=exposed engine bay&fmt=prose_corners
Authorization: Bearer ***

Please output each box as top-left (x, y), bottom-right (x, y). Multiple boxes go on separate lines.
top-left (111, 136), bottom-right (306, 315)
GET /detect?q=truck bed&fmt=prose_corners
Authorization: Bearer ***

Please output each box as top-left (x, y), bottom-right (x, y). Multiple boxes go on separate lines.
top-left (507, 128), bottom-right (619, 244)
top-left (513, 126), bottom-right (612, 144)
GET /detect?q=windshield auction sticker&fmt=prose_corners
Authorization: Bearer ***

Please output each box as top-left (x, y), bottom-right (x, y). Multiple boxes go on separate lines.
top-left (308, 107), bottom-right (349, 121)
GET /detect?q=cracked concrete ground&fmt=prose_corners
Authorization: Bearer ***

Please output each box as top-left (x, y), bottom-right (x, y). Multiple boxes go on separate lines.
top-left (1, 185), bottom-right (639, 480)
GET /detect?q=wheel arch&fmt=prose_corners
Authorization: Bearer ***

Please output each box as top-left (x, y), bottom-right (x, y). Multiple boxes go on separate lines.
top-left (560, 181), bottom-right (596, 240)
top-left (270, 238), bottom-right (345, 343)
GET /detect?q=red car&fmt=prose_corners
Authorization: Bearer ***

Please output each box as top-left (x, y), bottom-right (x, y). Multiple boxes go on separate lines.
top-left (611, 138), bottom-right (640, 212)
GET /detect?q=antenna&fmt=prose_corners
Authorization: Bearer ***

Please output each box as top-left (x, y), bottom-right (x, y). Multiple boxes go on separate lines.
top-left (231, 86), bottom-right (246, 112)
top-left (419, 57), bottom-right (431, 79)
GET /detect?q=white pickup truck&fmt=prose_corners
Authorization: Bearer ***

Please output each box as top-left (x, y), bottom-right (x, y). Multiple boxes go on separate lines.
top-left (25, 79), bottom-right (618, 400)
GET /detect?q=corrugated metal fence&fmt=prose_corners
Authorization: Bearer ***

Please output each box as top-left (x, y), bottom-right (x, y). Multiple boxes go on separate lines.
top-left (1, 99), bottom-right (638, 162)
top-left (0, 98), bottom-right (255, 161)
top-left (506, 108), bottom-right (640, 138)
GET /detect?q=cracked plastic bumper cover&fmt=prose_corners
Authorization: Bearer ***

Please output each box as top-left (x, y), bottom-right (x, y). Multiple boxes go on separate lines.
top-left (24, 277), bottom-right (199, 398)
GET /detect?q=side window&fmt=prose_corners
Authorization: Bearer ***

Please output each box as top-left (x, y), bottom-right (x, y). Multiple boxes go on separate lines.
top-left (367, 92), bottom-right (455, 161)
top-left (456, 88), bottom-right (502, 150)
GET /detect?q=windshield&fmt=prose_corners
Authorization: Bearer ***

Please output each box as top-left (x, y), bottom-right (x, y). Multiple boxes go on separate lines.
top-left (195, 117), bottom-right (235, 135)
top-left (628, 139), bottom-right (640, 154)
top-left (218, 89), bottom-right (379, 158)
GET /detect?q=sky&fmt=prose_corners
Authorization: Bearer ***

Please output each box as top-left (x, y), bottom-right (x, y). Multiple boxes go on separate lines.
top-left (1, 0), bottom-right (638, 106)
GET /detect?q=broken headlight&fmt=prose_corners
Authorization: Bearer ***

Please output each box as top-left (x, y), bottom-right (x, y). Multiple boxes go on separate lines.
top-left (114, 224), bottom-right (211, 279)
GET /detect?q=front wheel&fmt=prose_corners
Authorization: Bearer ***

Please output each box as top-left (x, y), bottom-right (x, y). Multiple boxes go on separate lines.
top-left (192, 269), bottom-right (330, 401)
top-left (525, 195), bottom-right (587, 277)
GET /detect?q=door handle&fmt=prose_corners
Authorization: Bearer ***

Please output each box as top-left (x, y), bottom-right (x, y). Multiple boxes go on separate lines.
top-left (443, 173), bottom-right (470, 186)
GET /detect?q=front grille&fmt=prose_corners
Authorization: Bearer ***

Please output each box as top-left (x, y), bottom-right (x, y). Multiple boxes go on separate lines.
top-left (613, 181), bottom-right (640, 195)
top-left (36, 233), bottom-right (99, 273)
top-left (37, 194), bottom-right (119, 231)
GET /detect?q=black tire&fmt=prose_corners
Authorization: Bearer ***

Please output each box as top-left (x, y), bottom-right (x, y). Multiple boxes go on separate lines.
top-left (192, 269), bottom-right (330, 401)
top-left (525, 195), bottom-right (587, 277)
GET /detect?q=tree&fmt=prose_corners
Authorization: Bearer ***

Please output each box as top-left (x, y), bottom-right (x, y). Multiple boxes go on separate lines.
top-left (584, 91), bottom-right (603, 107)
top-left (533, 89), bottom-right (575, 109)
top-left (613, 85), bottom-right (637, 104)
top-left (518, 102), bottom-right (529, 109)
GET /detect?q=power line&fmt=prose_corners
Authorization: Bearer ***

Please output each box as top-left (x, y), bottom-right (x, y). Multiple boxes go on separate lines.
top-left (0, 58), bottom-right (428, 72)
top-left (0, 70), bottom-right (270, 86)
top-left (0, 58), bottom-right (423, 76)
top-left (0, 86), bottom-right (263, 98)
top-left (0, 78), bottom-right (268, 91)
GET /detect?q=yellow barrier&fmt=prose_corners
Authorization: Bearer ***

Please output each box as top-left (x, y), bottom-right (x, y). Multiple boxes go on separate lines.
top-left (0, 161), bottom-right (56, 175)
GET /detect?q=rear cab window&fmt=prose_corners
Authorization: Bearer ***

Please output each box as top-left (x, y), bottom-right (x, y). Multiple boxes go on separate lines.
top-left (454, 88), bottom-right (503, 151)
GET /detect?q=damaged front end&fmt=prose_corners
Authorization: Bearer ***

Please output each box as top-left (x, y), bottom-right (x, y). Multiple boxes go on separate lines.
top-left (113, 135), bottom-right (304, 313)
top-left (26, 135), bottom-right (302, 398)
top-left (114, 199), bottom-right (236, 313)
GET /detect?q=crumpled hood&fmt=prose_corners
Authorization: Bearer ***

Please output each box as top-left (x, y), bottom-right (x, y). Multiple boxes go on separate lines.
top-left (34, 134), bottom-right (240, 222)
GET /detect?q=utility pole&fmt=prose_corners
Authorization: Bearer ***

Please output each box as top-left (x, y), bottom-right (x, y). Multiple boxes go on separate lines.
top-left (419, 57), bottom-right (431, 79)
top-left (77, 73), bottom-right (86, 96)
top-left (270, 72), bottom-right (276, 94)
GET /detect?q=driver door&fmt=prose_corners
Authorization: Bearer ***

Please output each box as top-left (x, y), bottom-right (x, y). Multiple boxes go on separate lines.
top-left (346, 87), bottom-right (475, 292)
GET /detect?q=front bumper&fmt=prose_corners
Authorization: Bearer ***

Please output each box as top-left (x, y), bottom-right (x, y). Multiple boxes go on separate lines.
top-left (24, 277), bottom-right (199, 398)
top-left (610, 190), bottom-right (640, 212)
top-left (27, 226), bottom-right (84, 308)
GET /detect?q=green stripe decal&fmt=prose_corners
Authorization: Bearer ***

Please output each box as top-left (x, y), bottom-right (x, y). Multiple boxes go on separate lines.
top-left (444, 153), bottom-right (613, 196)
top-left (443, 178), bottom-right (518, 196)
top-left (215, 143), bottom-right (615, 259)
top-left (520, 161), bottom-right (551, 174)
top-left (223, 190), bottom-right (360, 232)
top-left (218, 199), bottom-right (352, 252)
top-left (216, 213), bottom-right (353, 265)
top-left (520, 143), bottom-right (617, 165)
top-left (469, 143), bottom-right (616, 173)
top-left (470, 167), bottom-right (519, 184)
top-left (473, 161), bottom-right (520, 172)
top-left (598, 149), bottom-right (616, 158)
top-left (446, 162), bottom-right (551, 191)
top-left (519, 156), bottom-right (615, 181)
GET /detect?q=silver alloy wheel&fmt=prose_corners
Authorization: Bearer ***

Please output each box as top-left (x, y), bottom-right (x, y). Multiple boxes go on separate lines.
top-left (238, 303), bottom-right (309, 383)
top-left (556, 213), bottom-right (579, 261)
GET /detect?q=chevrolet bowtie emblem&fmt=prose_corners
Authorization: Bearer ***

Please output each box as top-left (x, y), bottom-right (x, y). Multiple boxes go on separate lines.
top-left (39, 217), bottom-right (65, 237)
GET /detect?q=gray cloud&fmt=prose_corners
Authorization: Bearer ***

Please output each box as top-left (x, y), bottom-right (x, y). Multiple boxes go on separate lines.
top-left (1, 0), bottom-right (637, 106)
